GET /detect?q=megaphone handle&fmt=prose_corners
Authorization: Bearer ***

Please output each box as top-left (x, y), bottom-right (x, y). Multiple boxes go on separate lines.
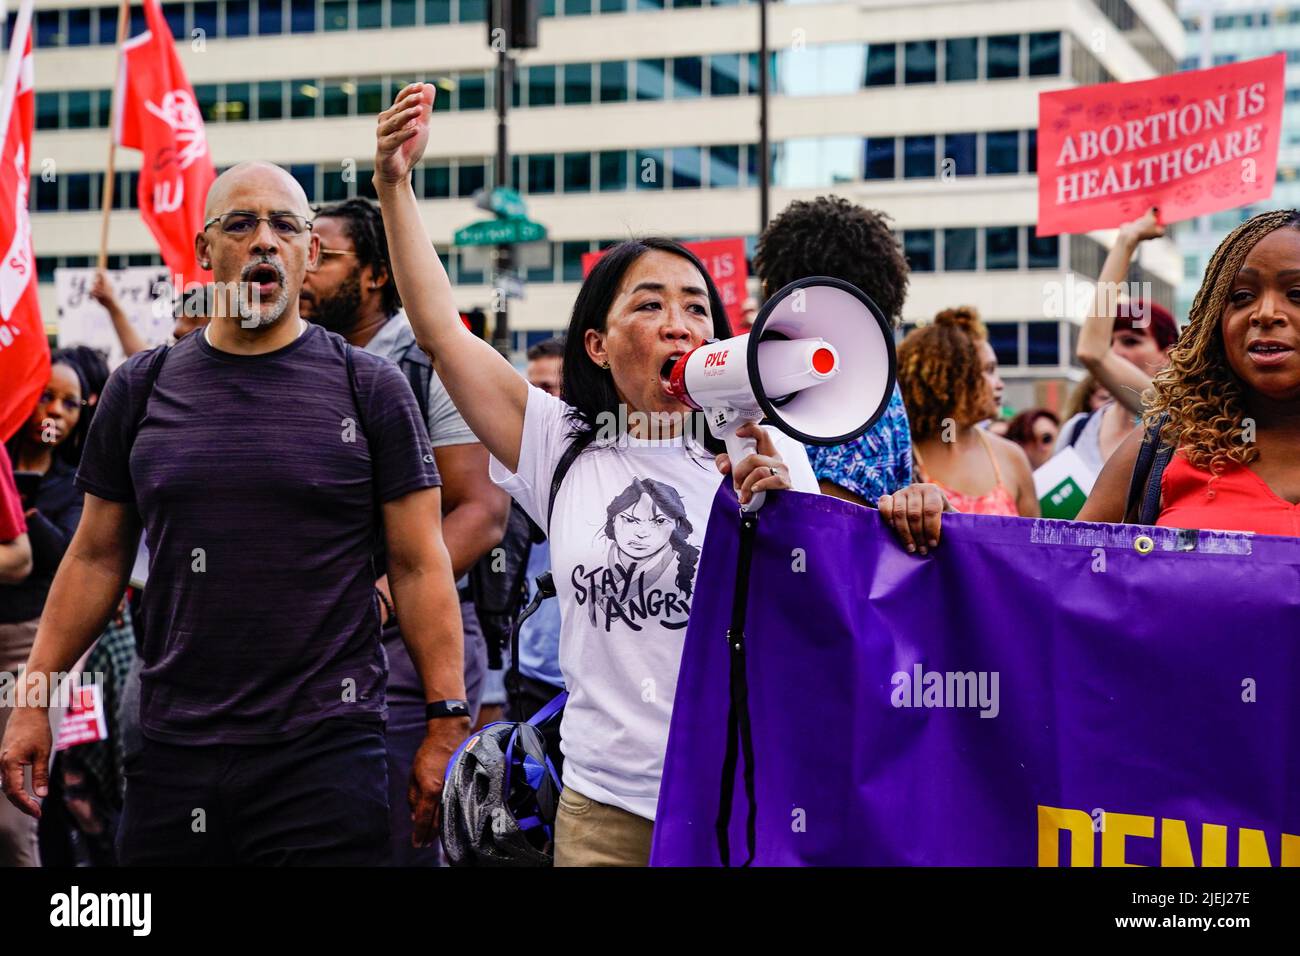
top-left (723, 427), bottom-right (766, 513)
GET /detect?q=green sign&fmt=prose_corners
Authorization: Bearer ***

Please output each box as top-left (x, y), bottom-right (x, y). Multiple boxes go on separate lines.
top-left (453, 218), bottom-right (547, 247)
top-left (474, 186), bottom-right (528, 219)
top-left (1039, 476), bottom-right (1086, 520)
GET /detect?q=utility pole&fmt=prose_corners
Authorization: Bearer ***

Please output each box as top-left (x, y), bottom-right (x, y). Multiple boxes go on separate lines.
top-left (492, 0), bottom-right (513, 356)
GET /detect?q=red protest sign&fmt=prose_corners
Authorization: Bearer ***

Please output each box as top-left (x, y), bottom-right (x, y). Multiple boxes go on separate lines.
top-left (581, 237), bottom-right (750, 331)
top-left (1036, 55), bottom-right (1284, 236)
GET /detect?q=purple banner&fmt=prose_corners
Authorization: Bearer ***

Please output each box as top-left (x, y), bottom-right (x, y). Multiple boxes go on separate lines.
top-left (650, 484), bottom-right (1300, 866)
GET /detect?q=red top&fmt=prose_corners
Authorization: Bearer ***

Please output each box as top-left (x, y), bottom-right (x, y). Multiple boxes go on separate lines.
top-left (0, 452), bottom-right (26, 541)
top-left (1157, 452), bottom-right (1300, 537)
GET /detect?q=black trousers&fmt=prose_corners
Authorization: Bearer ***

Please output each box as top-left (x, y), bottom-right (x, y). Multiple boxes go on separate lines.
top-left (116, 716), bottom-right (389, 866)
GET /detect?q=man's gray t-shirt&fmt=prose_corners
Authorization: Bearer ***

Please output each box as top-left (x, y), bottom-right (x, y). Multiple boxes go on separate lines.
top-left (76, 324), bottom-right (441, 744)
top-left (364, 311), bottom-right (475, 449)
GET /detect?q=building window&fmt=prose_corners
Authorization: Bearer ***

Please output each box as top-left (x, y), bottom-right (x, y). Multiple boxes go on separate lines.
top-left (709, 145), bottom-right (740, 187)
top-left (425, 0), bottom-right (452, 23)
top-left (672, 146), bottom-right (702, 188)
top-left (529, 65), bottom-right (557, 107)
top-left (599, 150), bottom-right (629, 190)
top-left (944, 133), bottom-right (977, 176)
top-left (291, 80), bottom-right (319, 118)
top-left (674, 57), bottom-right (704, 98)
top-left (564, 63), bottom-right (593, 105)
top-left (904, 135), bottom-right (935, 178)
top-left (985, 226), bottom-right (1019, 270)
top-left (563, 152), bottom-right (592, 192)
top-left (322, 0), bottom-right (350, 30)
top-left (987, 34), bottom-right (1021, 79)
top-left (391, 0), bottom-right (419, 26)
top-left (527, 155), bottom-right (556, 193)
top-left (944, 37), bottom-right (978, 82)
top-left (944, 228), bottom-right (977, 271)
top-left (1028, 32), bottom-right (1060, 76)
top-left (259, 0), bottom-right (285, 33)
top-left (1027, 227), bottom-right (1058, 269)
top-left (1027, 321), bottom-right (1060, 365)
top-left (258, 81), bottom-right (285, 120)
top-left (636, 59), bottom-right (667, 100)
top-left (323, 81), bottom-right (350, 117)
top-left (636, 148), bottom-right (665, 189)
top-left (162, 3), bottom-right (187, 38)
top-left (600, 61), bottom-right (629, 102)
top-left (357, 0), bottom-right (383, 28)
top-left (291, 0), bottom-right (316, 31)
top-left (67, 8), bottom-right (94, 45)
top-left (710, 53), bottom-right (742, 96)
top-left (424, 162), bottom-right (452, 198)
top-left (227, 0), bottom-right (253, 35)
top-left (864, 137), bottom-right (896, 179)
top-left (865, 43), bottom-right (897, 86)
top-left (985, 130), bottom-right (1020, 175)
top-left (1027, 128), bottom-right (1038, 173)
top-left (460, 73), bottom-right (487, 110)
top-left (904, 40), bottom-right (937, 84)
top-left (986, 322), bottom-right (1018, 367)
top-left (193, 1), bottom-right (219, 36)
top-left (460, 0), bottom-right (488, 21)
top-left (459, 161), bottom-right (487, 197)
top-left (904, 230), bottom-right (935, 272)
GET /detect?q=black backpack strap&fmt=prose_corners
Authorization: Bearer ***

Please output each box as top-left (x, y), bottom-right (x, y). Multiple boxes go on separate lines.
top-left (1123, 411), bottom-right (1173, 525)
top-left (1064, 411), bottom-right (1091, 449)
top-left (546, 427), bottom-right (597, 533)
top-left (397, 339), bottom-right (433, 428)
top-left (132, 344), bottom-right (172, 436)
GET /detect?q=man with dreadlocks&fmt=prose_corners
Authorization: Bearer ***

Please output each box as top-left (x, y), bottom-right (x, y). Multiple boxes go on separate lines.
top-left (300, 197), bottom-right (510, 865)
top-left (1078, 208), bottom-right (1300, 535)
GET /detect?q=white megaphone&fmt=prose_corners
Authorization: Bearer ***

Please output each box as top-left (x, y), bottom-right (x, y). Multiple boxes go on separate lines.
top-left (664, 276), bottom-right (897, 511)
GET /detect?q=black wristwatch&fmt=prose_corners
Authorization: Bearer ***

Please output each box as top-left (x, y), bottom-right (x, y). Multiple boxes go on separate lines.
top-left (426, 699), bottom-right (470, 720)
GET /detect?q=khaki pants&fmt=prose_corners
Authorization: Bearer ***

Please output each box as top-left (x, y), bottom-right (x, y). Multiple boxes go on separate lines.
top-left (553, 788), bottom-right (654, 867)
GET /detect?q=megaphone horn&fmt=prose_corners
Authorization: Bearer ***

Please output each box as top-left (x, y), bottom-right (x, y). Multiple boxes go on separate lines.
top-left (663, 276), bottom-right (898, 511)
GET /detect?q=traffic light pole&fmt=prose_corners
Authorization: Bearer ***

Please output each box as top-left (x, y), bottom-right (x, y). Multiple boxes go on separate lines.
top-left (492, 2), bottom-right (513, 357)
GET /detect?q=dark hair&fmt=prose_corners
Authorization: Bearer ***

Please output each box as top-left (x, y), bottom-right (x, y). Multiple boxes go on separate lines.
top-left (527, 336), bottom-right (566, 361)
top-left (753, 195), bottom-right (910, 327)
top-left (311, 197), bottom-right (401, 317)
top-left (603, 477), bottom-right (699, 598)
top-left (1005, 408), bottom-right (1060, 446)
top-left (1115, 298), bottom-right (1179, 351)
top-left (6, 349), bottom-right (93, 468)
top-left (561, 237), bottom-right (731, 451)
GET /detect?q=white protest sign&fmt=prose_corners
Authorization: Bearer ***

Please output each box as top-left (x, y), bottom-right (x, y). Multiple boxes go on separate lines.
top-left (55, 267), bottom-right (175, 369)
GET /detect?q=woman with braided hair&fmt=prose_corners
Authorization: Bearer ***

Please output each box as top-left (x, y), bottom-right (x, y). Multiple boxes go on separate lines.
top-left (1077, 209), bottom-right (1300, 534)
top-left (878, 307), bottom-right (1038, 553)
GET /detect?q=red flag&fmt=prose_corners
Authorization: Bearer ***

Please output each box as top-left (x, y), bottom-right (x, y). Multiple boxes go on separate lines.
top-left (115, 0), bottom-right (215, 287)
top-left (0, 0), bottom-right (49, 443)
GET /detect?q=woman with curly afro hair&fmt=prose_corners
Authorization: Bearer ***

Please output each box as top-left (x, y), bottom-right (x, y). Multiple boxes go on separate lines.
top-left (1076, 209), bottom-right (1300, 534)
top-left (878, 307), bottom-right (1038, 552)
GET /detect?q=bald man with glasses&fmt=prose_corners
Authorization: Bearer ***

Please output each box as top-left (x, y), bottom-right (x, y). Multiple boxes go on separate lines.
top-left (1, 162), bottom-right (469, 865)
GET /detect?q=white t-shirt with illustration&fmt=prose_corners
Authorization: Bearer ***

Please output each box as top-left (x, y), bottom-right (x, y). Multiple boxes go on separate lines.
top-left (490, 386), bottom-right (819, 820)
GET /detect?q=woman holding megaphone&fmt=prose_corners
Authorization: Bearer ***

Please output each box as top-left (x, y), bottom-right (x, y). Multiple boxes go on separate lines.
top-left (373, 83), bottom-right (819, 866)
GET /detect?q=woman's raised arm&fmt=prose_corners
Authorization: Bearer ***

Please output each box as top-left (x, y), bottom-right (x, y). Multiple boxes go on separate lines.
top-left (374, 82), bottom-right (529, 472)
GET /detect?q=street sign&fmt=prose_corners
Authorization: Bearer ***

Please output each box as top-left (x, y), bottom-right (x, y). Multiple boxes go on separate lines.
top-left (472, 186), bottom-right (528, 220)
top-left (454, 218), bottom-right (547, 247)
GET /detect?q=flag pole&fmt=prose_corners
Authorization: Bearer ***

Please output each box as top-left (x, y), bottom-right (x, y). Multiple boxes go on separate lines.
top-left (97, 0), bottom-right (130, 271)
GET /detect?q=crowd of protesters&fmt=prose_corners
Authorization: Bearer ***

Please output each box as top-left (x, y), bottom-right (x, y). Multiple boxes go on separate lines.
top-left (2, 81), bottom-right (1299, 866)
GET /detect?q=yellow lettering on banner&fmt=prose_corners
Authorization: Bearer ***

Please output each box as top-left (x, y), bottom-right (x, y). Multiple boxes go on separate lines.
top-left (1238, 828), bottom-right (1272, 867)
top-left (1101, 812), bottom-right (1154, 866)
top-left (1160, 817), bottom-right (1195, 866)
top-left (1037, 805), bottom-right (1093, 866)
top-left (1201, 823), bottom-right (1227, 867)
top-left (1282, 833), bottom-right (1300, 866)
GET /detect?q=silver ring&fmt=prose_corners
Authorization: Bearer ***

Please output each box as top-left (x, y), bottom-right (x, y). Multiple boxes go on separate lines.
top-left (769, 466), bottom-right (777, 477)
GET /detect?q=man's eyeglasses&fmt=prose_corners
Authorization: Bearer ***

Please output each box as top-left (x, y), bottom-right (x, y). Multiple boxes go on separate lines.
top-left (39, 390), bottom-right (86, 415)
top-left (203, 212), bottom-right (313, 237)
top-left (318, 248), bottom-right (359, 259)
